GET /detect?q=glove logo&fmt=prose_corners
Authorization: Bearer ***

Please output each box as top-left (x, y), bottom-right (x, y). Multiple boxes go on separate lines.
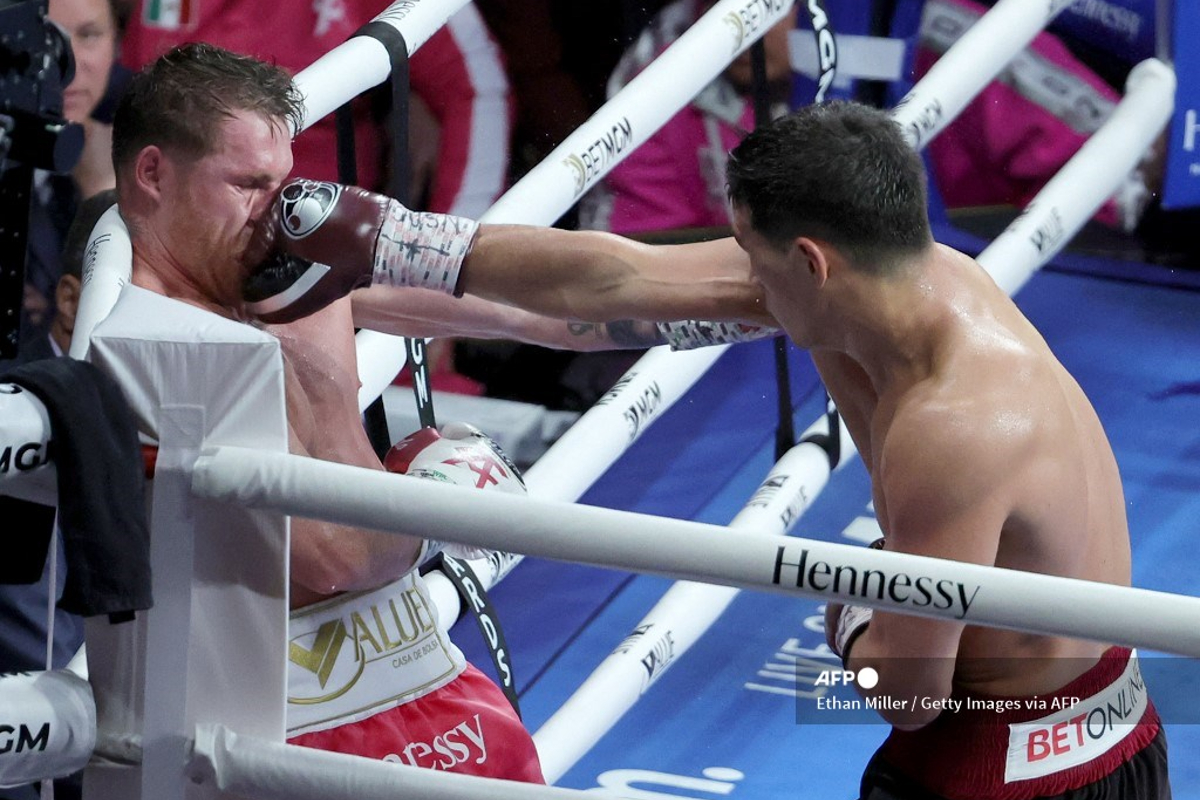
top-left (280, 179), bottom-right (343, 240)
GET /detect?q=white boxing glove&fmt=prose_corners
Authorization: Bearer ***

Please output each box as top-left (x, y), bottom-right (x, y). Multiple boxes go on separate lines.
top-left (384, 422), bottom-right (525, 563)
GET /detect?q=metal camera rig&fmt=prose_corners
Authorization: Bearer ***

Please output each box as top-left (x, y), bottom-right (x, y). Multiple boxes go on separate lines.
top-left (0, 0), bottom-right (83, 359)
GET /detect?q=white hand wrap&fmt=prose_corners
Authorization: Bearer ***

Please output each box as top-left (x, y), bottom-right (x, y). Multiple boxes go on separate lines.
top-left (833, 604), bottom-right (873, 660)
top-left (655, 320), bottom-right (779, 351)
top-left (374, 201), bottom-right (480, 295)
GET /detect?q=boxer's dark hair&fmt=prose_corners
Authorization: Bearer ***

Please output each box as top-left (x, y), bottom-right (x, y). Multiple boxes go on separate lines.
top-left (113, 43), bottom-right (303, 172)
top-left (726, 101), bottom-right (932, 272)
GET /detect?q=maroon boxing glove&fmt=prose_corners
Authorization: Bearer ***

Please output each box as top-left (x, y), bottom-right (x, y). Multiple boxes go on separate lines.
top-left (244, 179), bottom-right (480, 324)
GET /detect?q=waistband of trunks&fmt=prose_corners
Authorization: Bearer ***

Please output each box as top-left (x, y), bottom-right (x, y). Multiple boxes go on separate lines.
top-left (285, 572), bottom-right (466, 737)
top-left (880, 647), bottom-right (1161, 800)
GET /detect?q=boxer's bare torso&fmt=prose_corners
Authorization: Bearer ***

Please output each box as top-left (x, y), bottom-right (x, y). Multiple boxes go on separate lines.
top-left (810, 245), bottom-right (1128, 701)
top-left (131, 255), bottom-right (422, 609)
top-left (267, 298), bottom-right (424, 609)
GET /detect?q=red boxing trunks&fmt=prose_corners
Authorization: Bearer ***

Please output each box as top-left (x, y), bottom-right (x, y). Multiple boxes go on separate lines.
top-left (868, 648), bottom-right (1163, 800)
top-left (285, 573), bottom-right (543, 782)
top-left (290, 663), bottom-right (544, 782)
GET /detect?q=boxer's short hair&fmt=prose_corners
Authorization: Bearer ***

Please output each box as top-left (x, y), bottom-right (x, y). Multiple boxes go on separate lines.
top-left (727, 101), bottom-right (932, 271)
top-left (113, 42), bottom-right (303, 171)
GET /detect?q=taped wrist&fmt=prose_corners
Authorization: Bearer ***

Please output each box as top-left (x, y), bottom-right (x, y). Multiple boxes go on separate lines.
top-left (373, 201), bottom-right (480, 295)
top-left (655, 320), bottom-right (779, 351)
top-left (833, 604), bottom-right (873, 662)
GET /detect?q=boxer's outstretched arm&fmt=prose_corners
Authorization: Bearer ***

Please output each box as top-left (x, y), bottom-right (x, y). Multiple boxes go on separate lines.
top-left (463, 228), bottom-right (771, 326)
top-left (353, 286), bottom-right (779, 352)
top-left (351, 286), bottom-right (670, 351)
top-left (246, 179), bottom-right (772, 328)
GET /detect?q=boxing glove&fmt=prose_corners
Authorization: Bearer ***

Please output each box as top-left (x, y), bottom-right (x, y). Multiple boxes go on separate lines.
top-left (385, 422), bottom-right (526, 563)
top-left (655, 320), bottom-right (780, 351)
top-left (244, 179), bottom-right (480, 324)
top-left (828, 538), bottom-right (885, 660)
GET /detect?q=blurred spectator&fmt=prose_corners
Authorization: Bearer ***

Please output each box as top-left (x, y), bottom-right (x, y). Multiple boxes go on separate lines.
top-left (580, 0), bottom-right (794, 234)
top-left (16, 0), bottom-right (127, 364)
top-left (914, 0), bottom-right (1156, 232)
top-left (474, 0), bottom-right (603, 175)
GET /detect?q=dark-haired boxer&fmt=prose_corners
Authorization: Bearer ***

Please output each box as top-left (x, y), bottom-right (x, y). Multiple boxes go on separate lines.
top-left (729, 101), bottom-right (1168, 799)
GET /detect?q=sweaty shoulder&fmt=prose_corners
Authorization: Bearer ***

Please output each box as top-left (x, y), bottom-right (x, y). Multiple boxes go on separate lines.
top-left (883, 381), bottom-right (1030, 482)
top-left (874, 371), bottom-right (1037, 554)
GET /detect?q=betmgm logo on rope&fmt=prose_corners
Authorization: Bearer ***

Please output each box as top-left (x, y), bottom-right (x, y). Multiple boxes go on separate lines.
top-left (563, 117), bottom-right (634, 197)
top-left (722, 0), bottom-right (789, 54)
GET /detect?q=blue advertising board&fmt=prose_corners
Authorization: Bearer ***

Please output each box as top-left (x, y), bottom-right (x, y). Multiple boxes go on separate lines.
top-left (1162, 2), bottom-right (1200, 209)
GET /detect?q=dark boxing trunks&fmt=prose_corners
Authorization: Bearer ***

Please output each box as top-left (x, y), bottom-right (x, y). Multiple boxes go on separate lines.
top-left (860, 648), bottom-right (1166, 800)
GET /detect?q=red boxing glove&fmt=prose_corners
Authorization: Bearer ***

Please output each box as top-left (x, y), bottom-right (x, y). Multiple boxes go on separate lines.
top-left (244, 179), bottom-right (480, 324)
top-left (385, 422), bottom-right (526, 563)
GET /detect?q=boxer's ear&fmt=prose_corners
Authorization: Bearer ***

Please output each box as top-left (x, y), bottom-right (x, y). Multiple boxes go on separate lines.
top-left (795, 237), bottom-right (828, 288)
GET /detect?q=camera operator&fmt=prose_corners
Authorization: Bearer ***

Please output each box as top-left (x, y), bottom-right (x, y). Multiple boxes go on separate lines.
top-left (3, 0), bottom-right (129, 368)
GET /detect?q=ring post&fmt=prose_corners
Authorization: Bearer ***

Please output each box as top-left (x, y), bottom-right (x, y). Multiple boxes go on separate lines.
top-left (83, 293), bottom-right (289, 800)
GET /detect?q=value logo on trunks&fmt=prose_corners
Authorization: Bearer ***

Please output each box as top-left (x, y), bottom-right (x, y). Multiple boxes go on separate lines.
top-left (1005, 653), bottom-right (1149, 783)
top-left (280, 180), bottom-right (342, 240)
top-left (288, 584), bottom-right (437, 703)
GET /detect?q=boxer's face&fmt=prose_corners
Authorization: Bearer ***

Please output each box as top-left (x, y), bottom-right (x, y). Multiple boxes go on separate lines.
top-left (732, 203), bottom-right (818, 344)
top-left (162, 110), bottom-right (292, 306)
top-left (49, 0), bottom-right (117, 124)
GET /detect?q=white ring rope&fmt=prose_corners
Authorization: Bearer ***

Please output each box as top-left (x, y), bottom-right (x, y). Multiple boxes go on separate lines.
top-left (188, 724), bottom-right (594, 800)
top-left (890, 0), bottom-right (1076, 149)
top-left (485, 0), bottom-right (797, 227)
top-left (351, 0), bottom-right (801, 401)
top-left (189, 444), bottom-right (1200, 659)
top-left (534, 415), bottom-right (856, 783)
top-left (973, 58), bottom-right (1175, 295)
top-left (0, 384), bottom-right (55, 502)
